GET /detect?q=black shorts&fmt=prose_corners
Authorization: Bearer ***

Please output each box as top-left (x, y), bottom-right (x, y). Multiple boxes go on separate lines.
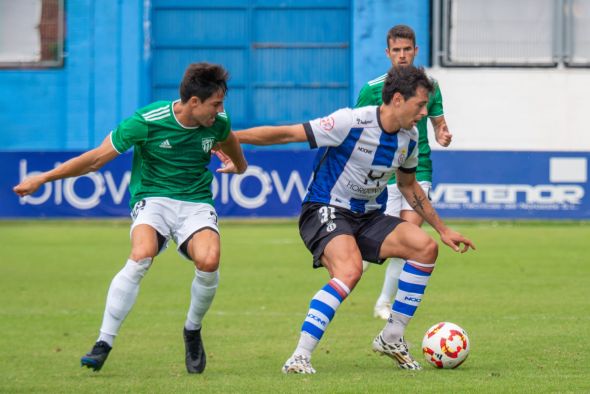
top-left (298, 202), bottom-right (404, 269)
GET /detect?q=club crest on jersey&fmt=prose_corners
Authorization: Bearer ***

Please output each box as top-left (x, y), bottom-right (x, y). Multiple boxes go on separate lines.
top-left (320, 116), bottom-right (335, 131)
top-left (397, 149), bottom-right (407, 165)
top-left (202, 137), bottom-right (215, 152)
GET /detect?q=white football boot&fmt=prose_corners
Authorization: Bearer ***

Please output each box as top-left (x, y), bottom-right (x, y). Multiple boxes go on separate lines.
top-left (282, 354), bottom-right (316, 374)
top-left (372, 333), bottom-right (422, 370)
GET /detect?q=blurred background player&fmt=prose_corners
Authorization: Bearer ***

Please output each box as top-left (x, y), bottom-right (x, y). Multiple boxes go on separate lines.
top-left (355, 25), bottom-right (454, 320)
top-left (231, 66), bottom-right (474, 373)
top-left (13, 62), bottom-right (247, 374)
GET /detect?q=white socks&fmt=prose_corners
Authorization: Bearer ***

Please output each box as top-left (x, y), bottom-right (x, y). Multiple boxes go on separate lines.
top-left (185, 269), bottom-right (219, 331)
top-left (98, 258), bottom-right (152, 346)
top-left (96, 262), bottom-right (219, 346)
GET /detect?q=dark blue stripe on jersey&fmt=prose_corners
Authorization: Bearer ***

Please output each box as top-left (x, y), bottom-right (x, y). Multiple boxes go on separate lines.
top-left (398, 280), bottom-right (426, 294)
top-left (305, 127), bottom-right (364, 204)
top-left (323, 282), bottom-right (345, 302)
top-left (303, 148), bottom-right (330, 204)
top-left (310, 299), bottom-right (336, 321)
top-left (403, 263), bottom-right (432, 277)
top-left (392, 300), bottom-right (417, 316)
top-left (407, 138), bottom-right (417, 158)
top-left (349, 198), bottom-right (368, 213)
top-left (312, 147), bottom-right (327, 169)
top-left (302, 321), bottom-right (324, 340)
top-left (303, 122), bottom-right (317, 149)
top-left (372, 131), bottom-right (398, 167)
top-left (376, 187), bottom-right (388, 211)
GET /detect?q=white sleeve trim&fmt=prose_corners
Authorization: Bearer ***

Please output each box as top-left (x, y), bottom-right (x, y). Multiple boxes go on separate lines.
top-left (109, 131), bottom-right (123, 154)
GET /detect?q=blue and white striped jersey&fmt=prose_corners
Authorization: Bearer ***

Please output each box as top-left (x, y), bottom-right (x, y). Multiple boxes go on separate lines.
top-left (303, 106), bottom-right (418, 213)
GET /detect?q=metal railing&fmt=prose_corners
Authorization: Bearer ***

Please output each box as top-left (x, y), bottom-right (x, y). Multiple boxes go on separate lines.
top-left (432, 0), bottom-right (589, 68)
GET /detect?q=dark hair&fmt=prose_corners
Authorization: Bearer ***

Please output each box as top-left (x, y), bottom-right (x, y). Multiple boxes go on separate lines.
top-left (382, 65), bottom-right (433, 104)
top-left (386, 24), bottom-right (416, 48)
top-left (179, 63), bottom-right (229, 103)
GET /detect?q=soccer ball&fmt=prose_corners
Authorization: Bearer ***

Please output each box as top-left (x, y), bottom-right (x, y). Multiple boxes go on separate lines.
top-left (422, 322), bottom-right (470, 369)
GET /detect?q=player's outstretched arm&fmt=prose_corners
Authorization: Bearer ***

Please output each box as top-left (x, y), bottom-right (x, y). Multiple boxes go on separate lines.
top-left (431, 116), bottom-right (452, 147)
top-left (13, 135), bottom-right (119, 197)
top-left (215, 132), bottom-right (247, 174)
top-left (396, 170), bottom-right (475, 253)
top-left (235, 124), bottom-right (306, 146)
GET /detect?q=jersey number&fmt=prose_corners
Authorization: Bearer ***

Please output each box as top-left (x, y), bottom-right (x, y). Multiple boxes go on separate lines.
top-left (364, 170), bottom-right (386, 186)
top-left (318, 206), bottom-right (336, 224)
top-left (131, 199), bottom-right (146, 220)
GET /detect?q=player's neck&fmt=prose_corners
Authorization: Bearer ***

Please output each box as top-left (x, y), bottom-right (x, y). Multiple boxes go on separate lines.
top-left (173, 101), bottom-right (200, 127)
top-left (378, 104), bottom-right (401, 134)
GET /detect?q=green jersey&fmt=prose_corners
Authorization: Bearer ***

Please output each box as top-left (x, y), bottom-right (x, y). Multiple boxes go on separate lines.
top-left (355, 73), bottom-right (444, 183)
top-left (110, 100), bottom-right (231, 208)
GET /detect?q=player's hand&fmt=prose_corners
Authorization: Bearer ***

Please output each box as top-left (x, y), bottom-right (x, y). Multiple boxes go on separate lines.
top-left (211, 148), bottom-right (239, 173)
top-left (13, 175), bottom-right (46, 197)
top-left (439, 228), bottom-right (475, 253)
top-left (435, 125), bottom-right (452, 147)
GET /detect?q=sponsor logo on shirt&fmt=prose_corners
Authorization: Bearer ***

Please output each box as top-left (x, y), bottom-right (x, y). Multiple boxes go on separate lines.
top-left (159, 139), bottom-right (172, 149)
top-left (356, 118), bottom-right (372, 125)
top-left (346, 180), bottom-right (382, 195)
top-left (357, 146), bottom-right (373, 154)
top-left (320, 116), bottom-right (335, 131)
top-left (367, 170), bottom-right (386, 181)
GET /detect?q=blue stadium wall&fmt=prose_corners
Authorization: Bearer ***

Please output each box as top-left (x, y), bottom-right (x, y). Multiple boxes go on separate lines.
top-left (0, 0), bottom-right (429, 150)
top-left (1, 0), bottom-right (146, 151)
top-left (1, 0), bottom-right (588, 219)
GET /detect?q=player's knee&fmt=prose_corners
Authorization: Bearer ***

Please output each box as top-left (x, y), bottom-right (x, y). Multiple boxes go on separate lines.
top-left (336, 264), bottom-right (363, 289)
top-left (420, 237), bottom-right (438, 263)
top-left (192, 249), bottom-right (220, 272)
top-left (130, 248), bottom-right (157, 261)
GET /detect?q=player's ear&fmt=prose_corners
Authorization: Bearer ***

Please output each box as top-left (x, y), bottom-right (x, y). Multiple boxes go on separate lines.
top-left (189, 96), bottom-right (202, 107)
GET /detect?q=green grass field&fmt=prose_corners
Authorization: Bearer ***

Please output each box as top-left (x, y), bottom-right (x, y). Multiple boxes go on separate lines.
top-left (1, 220), bottom-right (589, 393)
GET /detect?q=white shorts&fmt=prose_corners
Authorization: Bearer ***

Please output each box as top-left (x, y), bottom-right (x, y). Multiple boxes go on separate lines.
top-left (385, 181), bottom-right (432, 217)
top-left (130, 197), bottom-right (219, 260)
